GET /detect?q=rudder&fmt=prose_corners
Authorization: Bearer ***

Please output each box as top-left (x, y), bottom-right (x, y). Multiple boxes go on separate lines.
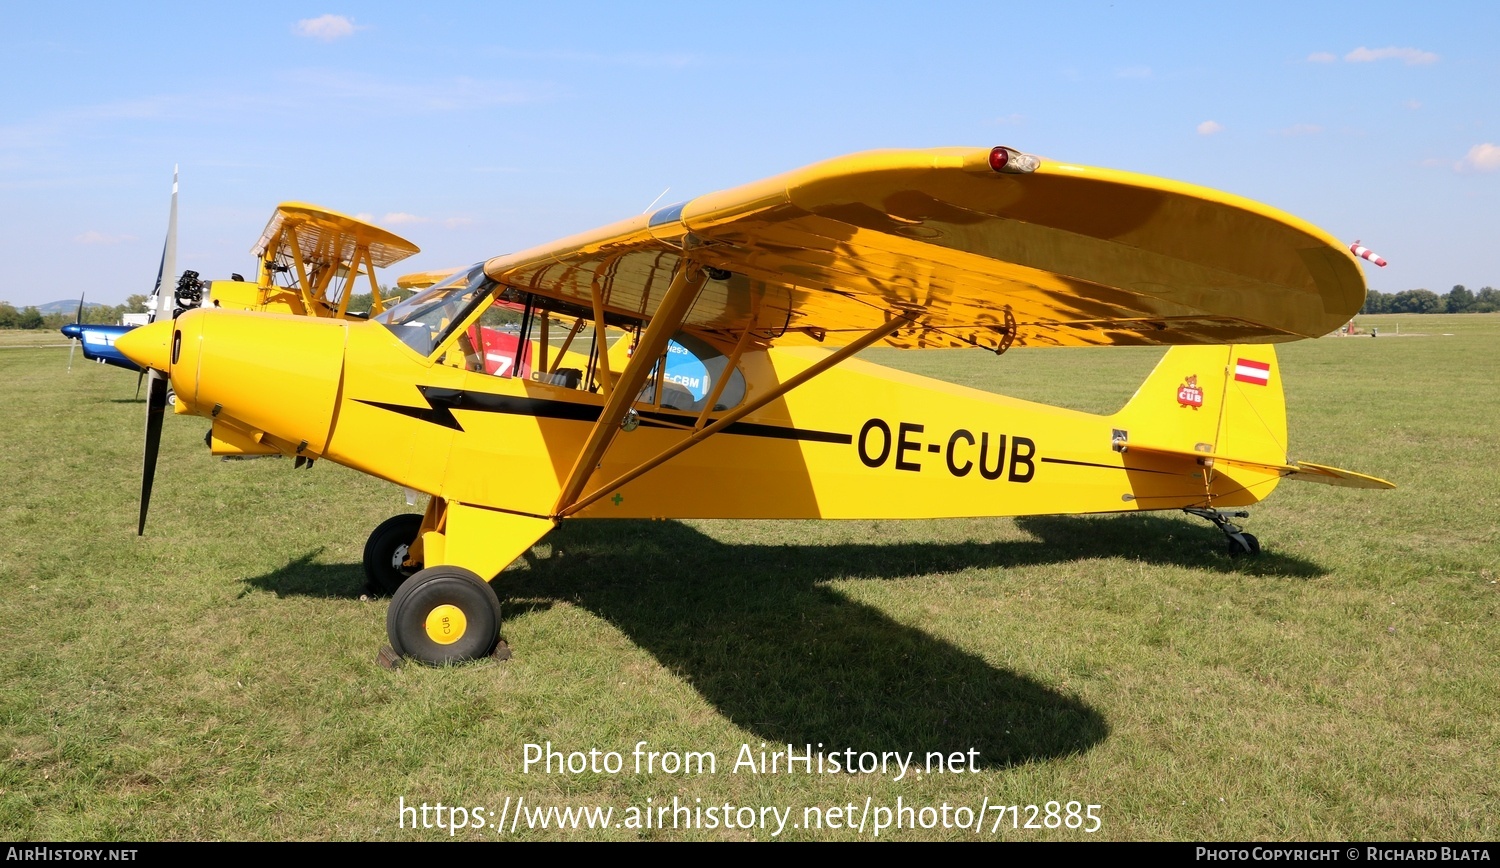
top-left (1111, 344), bottom-right (1290, 501)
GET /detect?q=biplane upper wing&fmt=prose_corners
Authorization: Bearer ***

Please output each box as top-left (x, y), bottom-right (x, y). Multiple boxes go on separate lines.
top-left (476, 147), bottom-right (1366, 352)
top-left (253, 202), bottom-right (420, 269)
top-left (251, 203), bottom-right (421, 316)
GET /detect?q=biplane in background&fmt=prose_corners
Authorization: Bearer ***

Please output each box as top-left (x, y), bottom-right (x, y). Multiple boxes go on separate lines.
top-left (62, 181), bottom-right (423, 378)
top-left (205, 201), bottom-right (421, 319)
top-left (117, 146), bottom-right (1394, 666)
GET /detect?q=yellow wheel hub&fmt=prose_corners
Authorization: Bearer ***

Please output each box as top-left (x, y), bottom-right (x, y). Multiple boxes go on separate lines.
top-left (424, 604), bottom-right (468, 645)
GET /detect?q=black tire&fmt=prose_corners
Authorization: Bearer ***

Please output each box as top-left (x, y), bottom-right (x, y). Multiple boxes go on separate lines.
top-left (363, 513), bottom-right (424, 596)
top-left (1227, 532), bottom-right (1261, 556)
top-left (386, 566), bottom-right (502, 665)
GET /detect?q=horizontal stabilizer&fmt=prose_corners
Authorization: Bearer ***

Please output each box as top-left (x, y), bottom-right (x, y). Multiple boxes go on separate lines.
top-left (1119, 442), bottom-right (1394, 490)
top-left (1285, 461), bottom-right (1396, 490)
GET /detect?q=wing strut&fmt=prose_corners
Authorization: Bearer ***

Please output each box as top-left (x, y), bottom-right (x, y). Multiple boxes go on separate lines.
top-left (552, 261), bottom-right (709, 514)
top-left (366, 247), bottom-right (387, 315)
top-left (282, 229), bottom-right (318, 316)
top-left (589, 271), bottom-right (615, 397)
top-left (558, 313), bottom-right (913, 518)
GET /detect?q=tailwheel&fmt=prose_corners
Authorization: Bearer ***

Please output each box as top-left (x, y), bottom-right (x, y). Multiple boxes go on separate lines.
top-left (363, 513), bottom-right (424, 596)
top-left (1226, 532), bottom-right (1260, 557)
top-left (1184, 507), bottom-right (1261, 557)
top-left (386, 566), bottom-right (502, 665)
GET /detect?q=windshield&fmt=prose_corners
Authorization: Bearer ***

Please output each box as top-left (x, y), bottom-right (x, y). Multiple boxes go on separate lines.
top-left (373, 264), bottom-right (496, 356)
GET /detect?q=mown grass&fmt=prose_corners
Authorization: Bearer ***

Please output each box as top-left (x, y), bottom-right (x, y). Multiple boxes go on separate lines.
top-left (0, 315), bottom-right (1495, 840)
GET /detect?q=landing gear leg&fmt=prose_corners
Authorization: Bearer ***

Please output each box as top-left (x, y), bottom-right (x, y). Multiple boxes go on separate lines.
top-left (1184, 507), bottom-right (1260, 556)
top-left (377, 501), bottom-right (552, 666)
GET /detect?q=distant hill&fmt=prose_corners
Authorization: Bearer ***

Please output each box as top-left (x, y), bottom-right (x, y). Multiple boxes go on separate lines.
top-left (35, 300), bottom-right (112, 315)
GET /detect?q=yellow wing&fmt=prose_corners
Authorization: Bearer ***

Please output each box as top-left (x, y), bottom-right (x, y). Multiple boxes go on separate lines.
top-left (396, 267), bottom-right (463, 291)
top-left (249, 203), bottom-right (422, 317)
top-left (477, 146), bottom-right (1367, 352)
top-left (252, 202), bottom-right (420, 270)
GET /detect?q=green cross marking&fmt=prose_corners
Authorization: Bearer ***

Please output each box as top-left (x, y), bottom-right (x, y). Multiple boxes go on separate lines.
top-left (611, 493), bottom-right (623, 506)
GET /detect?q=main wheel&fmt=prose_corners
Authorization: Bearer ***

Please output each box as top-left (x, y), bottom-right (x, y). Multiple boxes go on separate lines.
top-left (363, 513), bottom-right (424, 596)
top-left (386, 566), bottom-right (502, 665)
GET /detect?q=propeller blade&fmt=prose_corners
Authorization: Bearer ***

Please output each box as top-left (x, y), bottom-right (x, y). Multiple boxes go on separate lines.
top-left (138, 370), bottom-right (169, 535)
top-left (134, 370), bottom-right (144, 399)
top-left (138, 170), bottom-right (178, 536)
top-left (150, 167), bottom-right (178, 324)
top-left (67, 293), bottom-right (84, 373)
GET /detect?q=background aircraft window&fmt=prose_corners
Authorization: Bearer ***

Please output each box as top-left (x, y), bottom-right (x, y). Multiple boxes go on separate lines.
top-left (459, 298), bottom-right (532, 378)
top-left (638, 333), bottom-right (745, 412)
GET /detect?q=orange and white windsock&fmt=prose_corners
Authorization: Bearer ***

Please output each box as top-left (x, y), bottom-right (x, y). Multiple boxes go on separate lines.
top-left (1350, 240), bottom-right (1387, 267)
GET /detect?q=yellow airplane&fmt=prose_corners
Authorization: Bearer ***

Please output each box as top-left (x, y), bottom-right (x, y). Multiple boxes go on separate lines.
top-left (117, 146), bottom-right (1393, 666)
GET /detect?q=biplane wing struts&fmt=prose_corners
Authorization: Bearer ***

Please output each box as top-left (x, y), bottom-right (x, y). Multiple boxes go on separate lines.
top-left (220, 202), bottom-right (422, 318)
top-left (116, 146), bottom-right (1392, 666)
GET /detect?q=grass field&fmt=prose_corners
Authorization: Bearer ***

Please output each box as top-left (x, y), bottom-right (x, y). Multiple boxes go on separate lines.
top-left (1, 315), bottom-right (1495, 840)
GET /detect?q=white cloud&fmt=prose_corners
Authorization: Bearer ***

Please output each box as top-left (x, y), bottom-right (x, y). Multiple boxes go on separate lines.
top-left (1344, 46), bottom-right (1438, 66)
top-left (1458, 143), bottom-right (1500, 173)
top-left (1197, 120), bottom-right (1224, 136)
top-left (442, 217), bottom-right (475, 229)
top-left (381, 212), bottom-right (431, 226)
top-left (1306, 52), bottom-right (1337, 63)
top-left (992, 113), bottom-right (1025, 126)
top-left (74, 231), bottom-right (133, 245)
top-left (1403, 99), bottom-right (1422, 110)
top-left (294, 14), bottom-right (359, 42)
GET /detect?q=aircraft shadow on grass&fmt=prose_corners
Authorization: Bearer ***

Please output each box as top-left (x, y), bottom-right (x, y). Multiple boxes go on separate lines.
top-left (245, 514), bottom-right (1323, 768)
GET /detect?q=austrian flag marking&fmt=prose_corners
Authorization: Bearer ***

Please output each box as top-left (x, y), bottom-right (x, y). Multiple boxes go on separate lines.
top-left (1234, 358), bottom-right (1271, 386)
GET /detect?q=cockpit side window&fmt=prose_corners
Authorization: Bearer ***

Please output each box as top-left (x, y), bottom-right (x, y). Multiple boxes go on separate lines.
top-left (637, 333), bottom-right (745, 412)
top-left (373, 264), bottom-right (495, 357)
top-left (454, 298), bottom-right (531, 378)
top-left (381, 281), bottom-right (746, 413)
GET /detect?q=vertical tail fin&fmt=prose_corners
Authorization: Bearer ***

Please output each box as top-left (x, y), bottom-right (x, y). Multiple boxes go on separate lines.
top-left (1110, 344), bottom-right (1290, 505)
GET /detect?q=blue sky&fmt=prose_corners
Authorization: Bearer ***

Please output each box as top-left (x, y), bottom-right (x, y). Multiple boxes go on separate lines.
top-left (2, 1), bottom-right (1495, 307)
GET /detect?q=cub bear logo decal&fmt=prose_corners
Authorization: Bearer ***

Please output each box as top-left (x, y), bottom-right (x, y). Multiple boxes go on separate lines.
top-left (1177, 374), bottom-right (1203, 409)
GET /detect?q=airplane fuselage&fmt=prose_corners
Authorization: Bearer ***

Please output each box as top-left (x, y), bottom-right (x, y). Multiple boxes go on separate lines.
top-left (160, 308), bottom-right (1279, 525)
top-left (61, 323), bottom-right (142, 372)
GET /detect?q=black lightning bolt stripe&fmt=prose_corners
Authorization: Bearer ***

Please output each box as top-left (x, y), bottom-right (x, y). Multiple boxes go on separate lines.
top-left (356, 386), bottom-right (853, 444)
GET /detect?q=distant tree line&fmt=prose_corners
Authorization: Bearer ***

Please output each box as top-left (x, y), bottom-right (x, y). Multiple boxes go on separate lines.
top-left (1362, 285), bottom-right (1500, 314)
top-left (11, 284), bottom-right (1491, 330)
top-left (0, 295), bottom-right (152, 330)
